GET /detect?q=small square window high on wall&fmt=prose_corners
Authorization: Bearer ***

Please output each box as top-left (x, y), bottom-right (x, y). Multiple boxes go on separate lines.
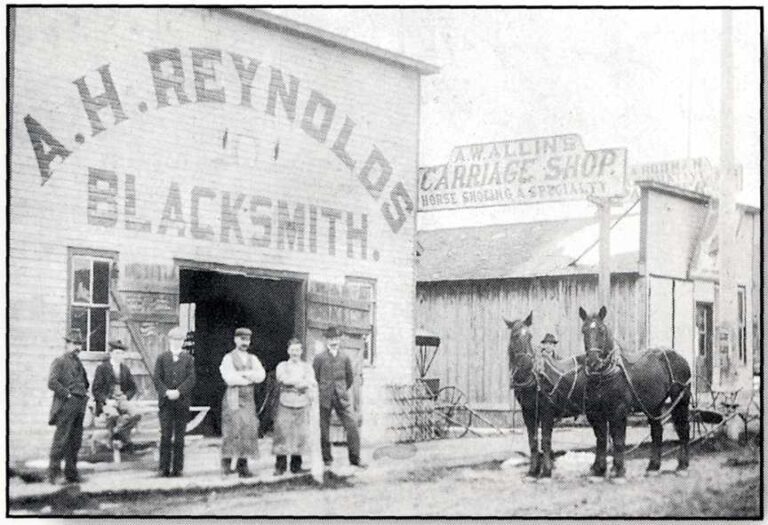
top-left (69, 250), bottom-right (115, 352)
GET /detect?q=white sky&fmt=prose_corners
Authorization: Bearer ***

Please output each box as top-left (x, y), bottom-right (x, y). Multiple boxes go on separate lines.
top-left (269, 8), bottom-right (761, 209)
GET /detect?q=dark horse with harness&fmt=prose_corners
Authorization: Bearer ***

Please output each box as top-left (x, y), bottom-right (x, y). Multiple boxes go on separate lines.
top-left (580, 306), bottom-right (692, 480)
top-left (505, 312), bottom-right (587, 478)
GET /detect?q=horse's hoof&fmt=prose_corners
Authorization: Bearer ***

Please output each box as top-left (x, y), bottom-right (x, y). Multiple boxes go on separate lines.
top-left (538, 476), bottom-right (552, 484)
top-left (645, 470), bottom-right (660, 478)
top-left (675, 469), bottom-right (689, 478)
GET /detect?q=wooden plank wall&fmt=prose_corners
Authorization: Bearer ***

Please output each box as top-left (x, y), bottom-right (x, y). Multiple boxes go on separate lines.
top-left (416, 274), bottom-right (640, 408)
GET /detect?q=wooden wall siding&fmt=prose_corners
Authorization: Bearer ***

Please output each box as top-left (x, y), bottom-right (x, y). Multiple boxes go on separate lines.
top-left (416, 275), bottom-right (640, 407)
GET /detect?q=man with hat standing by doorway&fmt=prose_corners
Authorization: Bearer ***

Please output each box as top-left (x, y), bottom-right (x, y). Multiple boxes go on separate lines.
top-left (313, 326), bottom-right (365, 469)
top-left (540, 333), bottom-right (561, 360)
top-left (47, 329), bottom-right (89, 484)
top-left (92, 340), bottom-right (141, 450)
top-left (154, 326), bottom-right (196, 477)
top-left (219, 327), bottom-right (265, 478)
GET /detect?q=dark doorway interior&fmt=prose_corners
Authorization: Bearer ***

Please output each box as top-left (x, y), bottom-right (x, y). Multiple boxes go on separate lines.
top-left (179, 269), bottom-right (302, 436)
top-left (695, 302), bottom-right (713, 393)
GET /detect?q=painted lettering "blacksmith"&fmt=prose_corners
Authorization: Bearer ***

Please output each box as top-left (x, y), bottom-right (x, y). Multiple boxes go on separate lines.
top-left (87, 168), bottom-right (372, 260)
top-left (24, 46), bottom-right (413, 233)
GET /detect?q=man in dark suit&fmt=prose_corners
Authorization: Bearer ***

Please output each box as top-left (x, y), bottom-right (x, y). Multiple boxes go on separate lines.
top-left (47, 329), bottom-right (89, 484)
top-left (312, 326), bottom-right (365, 468)
top-left (153, 326), bottom-right (196, 477)
top-left (92, 340), bottom-right (141, 448)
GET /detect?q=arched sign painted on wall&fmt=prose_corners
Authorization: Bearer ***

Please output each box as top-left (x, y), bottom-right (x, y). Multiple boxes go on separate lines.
top-left (23, 46), bottom-right (415, 236)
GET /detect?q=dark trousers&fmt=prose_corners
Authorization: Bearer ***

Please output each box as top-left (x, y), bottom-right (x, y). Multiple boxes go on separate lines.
top-left (275, 455), bottom-right (303, 473)
top-left (49, 396), bottom-right (87, 478)
top-left (319, 395), bottom-right (361, 465)
top-left (159, 401), bottom-right (189, 474)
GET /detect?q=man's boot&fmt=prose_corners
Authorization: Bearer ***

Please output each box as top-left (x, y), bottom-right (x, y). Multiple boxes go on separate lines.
top-left (47, 464), bottom-right (61, 485)
top-left (236, 458), bottom-right (252, 478)
top-left (221, 458), bottom-right (232, 477)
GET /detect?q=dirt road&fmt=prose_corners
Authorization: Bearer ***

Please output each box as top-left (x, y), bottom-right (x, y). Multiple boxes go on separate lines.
top-left (38, 445), bottom-right (759, 517)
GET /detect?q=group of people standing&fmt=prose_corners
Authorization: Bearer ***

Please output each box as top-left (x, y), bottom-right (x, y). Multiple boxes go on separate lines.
top-left (215, 325), bottom-right (366, 478)
top-left (46, 325), bottom-right (364, 484)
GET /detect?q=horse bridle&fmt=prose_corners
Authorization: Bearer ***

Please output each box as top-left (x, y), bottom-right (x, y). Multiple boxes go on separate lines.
top-left (583, 319), bottom-right (621, 378)
top-left (508, 326), bottom-right (538, 390)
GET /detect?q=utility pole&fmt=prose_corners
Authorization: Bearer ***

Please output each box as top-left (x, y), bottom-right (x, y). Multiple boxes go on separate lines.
top-left (716, 10), bottom-right (739, 391)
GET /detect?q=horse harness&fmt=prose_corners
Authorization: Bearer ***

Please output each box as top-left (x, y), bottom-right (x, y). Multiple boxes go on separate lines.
top-left (510, 349), bottom-right (582, 415)
top-left (585, 345), bottom-right (691, 422)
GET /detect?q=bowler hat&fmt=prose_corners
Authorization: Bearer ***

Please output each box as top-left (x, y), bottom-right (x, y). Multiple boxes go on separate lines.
top-left (323, 326), bottom-right (343, 339)
top-left (108, 339), bottom-right (128, 351)
top-left (182, 332), bottom-right (195, 349)
top-left (234, 327), bottom-right (252, 338)
top-left (64, 329), bottom-right (84, 344)
top-left (541, 333), bottom-right (558, 344)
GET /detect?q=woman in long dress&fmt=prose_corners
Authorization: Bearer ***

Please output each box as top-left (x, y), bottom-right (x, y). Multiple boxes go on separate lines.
top-left (272, 338), bottom-right (316, 475)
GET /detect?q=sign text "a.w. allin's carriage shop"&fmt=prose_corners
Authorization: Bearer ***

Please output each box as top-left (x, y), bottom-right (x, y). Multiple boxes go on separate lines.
top-left (23, 46), bottom-right (415, 258)
top-left (419, 134), bottom-right (627, 211)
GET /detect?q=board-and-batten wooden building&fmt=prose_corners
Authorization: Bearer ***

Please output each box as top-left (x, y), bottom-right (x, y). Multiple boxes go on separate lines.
top-left (416, 180), bottom-right (759, 418)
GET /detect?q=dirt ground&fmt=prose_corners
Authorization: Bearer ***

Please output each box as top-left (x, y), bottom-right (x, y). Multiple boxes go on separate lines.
top-left (23, 440), bottom-right (760, 517)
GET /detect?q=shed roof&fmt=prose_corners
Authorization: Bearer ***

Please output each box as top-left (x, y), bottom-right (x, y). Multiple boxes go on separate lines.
top-left (416, 213), bottom-right (640, 282)
top-left (215, 8), bottom-right (440, 75)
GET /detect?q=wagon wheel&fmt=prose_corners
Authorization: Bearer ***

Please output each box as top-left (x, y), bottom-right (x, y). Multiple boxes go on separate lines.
top-left (433, 386), bottom-right (473, 439)
top-left (689, 407), bottom-right (724, 442)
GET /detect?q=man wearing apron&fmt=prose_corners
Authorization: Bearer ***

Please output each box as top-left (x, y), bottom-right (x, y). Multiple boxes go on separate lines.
top-left (219, 327), bottom-right (266, 478)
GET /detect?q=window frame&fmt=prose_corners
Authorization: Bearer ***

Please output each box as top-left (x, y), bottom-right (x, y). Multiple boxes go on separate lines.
top-left (67, 247), bottom-right (118, 353)
top-left (345, 275), bottom-right (376, 367)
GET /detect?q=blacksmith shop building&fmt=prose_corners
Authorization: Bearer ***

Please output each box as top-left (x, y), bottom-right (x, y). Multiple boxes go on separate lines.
top-left (417, 163), bottom-right (759, 420)
top-left (9, 8), bottom-right (437, 461)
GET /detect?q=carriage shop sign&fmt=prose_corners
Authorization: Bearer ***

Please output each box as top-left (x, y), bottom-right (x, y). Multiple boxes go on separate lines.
top-left (418, 134), bottom-right (627, 211)
top-left (23, 46), bottom-right (414, 234)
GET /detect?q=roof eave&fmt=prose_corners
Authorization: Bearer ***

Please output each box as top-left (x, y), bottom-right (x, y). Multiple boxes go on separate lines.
top-left (213, 8), bottom-right (440, 76)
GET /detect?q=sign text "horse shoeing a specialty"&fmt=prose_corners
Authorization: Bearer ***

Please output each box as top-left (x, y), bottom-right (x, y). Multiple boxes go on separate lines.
top-left (418, 134), bottom-right (627, 211)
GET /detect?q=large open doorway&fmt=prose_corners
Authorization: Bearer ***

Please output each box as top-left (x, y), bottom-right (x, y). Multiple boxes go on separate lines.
top-left (178, 266), bottom-right (306, 436)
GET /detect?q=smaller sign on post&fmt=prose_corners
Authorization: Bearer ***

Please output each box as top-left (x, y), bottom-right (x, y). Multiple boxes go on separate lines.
top-left (626, 158), bottom-right (743, 200)
top-left (418, 134), bottom-right (627, 211)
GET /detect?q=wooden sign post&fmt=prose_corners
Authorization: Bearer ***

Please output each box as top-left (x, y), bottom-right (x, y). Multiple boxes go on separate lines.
top-left (587, 195), bottom-right (623, 311)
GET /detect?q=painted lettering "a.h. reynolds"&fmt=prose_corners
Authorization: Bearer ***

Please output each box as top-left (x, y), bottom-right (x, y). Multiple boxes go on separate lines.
top-left (23, 47), bottom-right (413, 233)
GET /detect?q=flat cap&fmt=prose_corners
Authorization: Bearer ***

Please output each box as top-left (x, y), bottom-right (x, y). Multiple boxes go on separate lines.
top-left (234, 327), bottom-right (252, 337)
top-left (108, 339), bottom-right (128, 351)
